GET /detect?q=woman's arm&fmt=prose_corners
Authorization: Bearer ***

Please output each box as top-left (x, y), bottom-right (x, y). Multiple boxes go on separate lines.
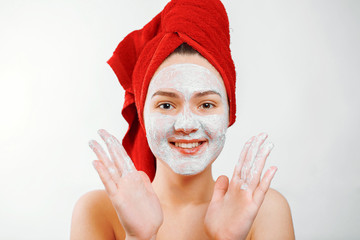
top-left (251, 188), bottom-right (295, 239)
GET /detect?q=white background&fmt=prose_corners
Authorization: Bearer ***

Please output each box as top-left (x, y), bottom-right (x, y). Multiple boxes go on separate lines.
top-left (1, 0), bottom-right (359, 239)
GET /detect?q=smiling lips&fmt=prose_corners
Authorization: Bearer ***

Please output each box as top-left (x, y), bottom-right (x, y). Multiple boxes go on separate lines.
top-left (174, 142), bottom-right (202, 148)
top-left (169, 139), bottom-right (207, 154)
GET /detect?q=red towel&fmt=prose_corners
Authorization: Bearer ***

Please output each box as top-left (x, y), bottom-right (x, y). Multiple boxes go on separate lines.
top-left (108, 0), bottom-right (236, 181)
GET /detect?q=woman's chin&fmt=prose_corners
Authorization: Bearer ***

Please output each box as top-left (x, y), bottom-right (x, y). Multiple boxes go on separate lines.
top-left (171, 161), bottom-right (209, 176)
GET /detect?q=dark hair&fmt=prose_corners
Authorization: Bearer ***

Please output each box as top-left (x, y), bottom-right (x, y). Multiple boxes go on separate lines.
top-left (172, 42), bottom-right (199, 55)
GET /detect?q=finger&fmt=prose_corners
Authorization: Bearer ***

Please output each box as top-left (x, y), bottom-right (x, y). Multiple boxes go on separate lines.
top-left (89, 139), bottom-right (121, 184)
top-left (253, 166), bottom-right (277, 206)
top-left (232, 136), bottom-right (255, 180)
top-left (102, 130), bottom-right (135, 172)
top-left (116, 139), bottom-right (136, 173)
top-left (92, 160), bottom-right (118, 196)
top-left (247, 141), bottom-right (274, 190)
top-left (98, 129), bottom-right (125, 175)
top-left (98, 129), bottom-right (135, 176)
top-left (139, 171), bottom-right (151, 184)
top-left (240, 133), bottom-right (268, 183)
top-left (211, 175), bottom-right (229, 202)
top-left (138, 171), bottom-right (153, 193)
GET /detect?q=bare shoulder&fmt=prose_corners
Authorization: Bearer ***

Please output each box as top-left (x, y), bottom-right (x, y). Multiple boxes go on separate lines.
top-left (251, 188), bottom-right (295, 240)
top-left (70, 190), bottom-right (125, 240)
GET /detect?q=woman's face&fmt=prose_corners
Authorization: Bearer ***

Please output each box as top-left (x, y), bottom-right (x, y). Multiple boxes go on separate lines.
top-left (143, 53), bottom-right (229, 175)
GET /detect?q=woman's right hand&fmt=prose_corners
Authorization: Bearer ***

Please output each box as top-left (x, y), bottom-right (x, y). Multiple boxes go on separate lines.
top-left (89, 129), bottom-right (163, 240)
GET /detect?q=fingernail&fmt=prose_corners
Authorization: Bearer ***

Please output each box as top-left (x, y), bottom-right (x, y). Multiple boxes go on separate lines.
top-left (247, 136), bottom-right (255, 143)
top-left (266, 142), bottom-right (274, 151)
top-left (88, 140), bottom-right (94, 149)
top-left (259, 132), bottom-right (268, 140)
top-left (97, 129), bottom-right (105, 136)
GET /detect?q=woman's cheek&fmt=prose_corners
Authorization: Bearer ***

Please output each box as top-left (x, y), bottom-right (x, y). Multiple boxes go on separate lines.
top-left (201, 113), bottom-right (228, 140)
top-left (155, 113), bottom-right (175, 135)
top-left (147, 113), bottom-right (175, 150)
top-left (202, 114), bottom-right (228, 163)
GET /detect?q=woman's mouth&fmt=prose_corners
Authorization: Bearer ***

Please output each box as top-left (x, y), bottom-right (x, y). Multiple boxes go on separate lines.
top-left (174, 142), bottom-right (202, 148)
top-left (169, 140), bottom-right (207, 154)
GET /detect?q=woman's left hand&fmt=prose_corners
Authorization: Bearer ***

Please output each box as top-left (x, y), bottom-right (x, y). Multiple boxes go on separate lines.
top-left (204, 133), bottom-right (277, 240)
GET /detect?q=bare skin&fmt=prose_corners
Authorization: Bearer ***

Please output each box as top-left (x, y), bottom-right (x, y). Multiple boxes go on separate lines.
top-left (71, 188), bottom-right (293, 239)
top-left (70, 54), bottom-right (295, 240)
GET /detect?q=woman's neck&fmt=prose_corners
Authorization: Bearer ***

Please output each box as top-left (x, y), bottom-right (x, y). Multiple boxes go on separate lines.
top-left (152, 159), bottom-right (215, 208)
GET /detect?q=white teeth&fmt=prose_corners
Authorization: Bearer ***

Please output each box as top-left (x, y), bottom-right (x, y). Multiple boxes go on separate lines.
top-left (174, 142), bottom-right (201, 149)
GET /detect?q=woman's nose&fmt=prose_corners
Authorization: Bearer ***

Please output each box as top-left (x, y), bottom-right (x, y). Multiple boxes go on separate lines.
top-left (174, 109), bottom-right (200, 134)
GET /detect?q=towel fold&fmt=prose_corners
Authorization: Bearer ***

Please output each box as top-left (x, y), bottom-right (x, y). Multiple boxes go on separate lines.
top-left (108, 0), bottom-right (236, 180)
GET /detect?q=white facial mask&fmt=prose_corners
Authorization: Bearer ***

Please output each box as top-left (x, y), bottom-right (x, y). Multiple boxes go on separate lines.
top-left (143, 63), bottom-right (229, 175)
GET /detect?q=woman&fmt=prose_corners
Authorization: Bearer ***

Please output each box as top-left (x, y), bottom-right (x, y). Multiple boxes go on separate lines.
top-left (71, 0), bottom-right (295, 239)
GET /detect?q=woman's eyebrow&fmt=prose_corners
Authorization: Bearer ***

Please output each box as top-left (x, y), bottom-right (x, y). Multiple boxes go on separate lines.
top-left (193, 90), bottom-right (221, 98)
top-left (152, 90), bottom-right (180, 98)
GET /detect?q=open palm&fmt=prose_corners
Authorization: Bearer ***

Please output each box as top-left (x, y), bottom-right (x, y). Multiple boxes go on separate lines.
top-left (89, 129), bottom-right (163, 240)
top-left (205, 133), bottom-right (277, 240)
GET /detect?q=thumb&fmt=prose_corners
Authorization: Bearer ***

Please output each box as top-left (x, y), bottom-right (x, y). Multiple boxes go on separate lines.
top-left (138, 171), bottom-right (154, 192)
top-left (211, 175), bottom-right (229, 202)
top-left (139, 171), bottom-right (151, 183)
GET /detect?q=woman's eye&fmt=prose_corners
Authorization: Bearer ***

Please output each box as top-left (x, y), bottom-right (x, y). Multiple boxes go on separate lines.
top-left (200, 103), bottom-right (214, 109)
top-left (159, 103), bottom-right (173, 110)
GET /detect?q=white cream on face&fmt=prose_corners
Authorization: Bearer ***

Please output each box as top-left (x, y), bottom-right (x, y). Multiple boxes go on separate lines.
top-left (143, 63), bottom-right (229, 175)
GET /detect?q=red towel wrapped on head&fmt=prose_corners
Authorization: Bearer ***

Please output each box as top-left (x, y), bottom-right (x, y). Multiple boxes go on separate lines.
top-left (108, 0), bottom-right (236, 181)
